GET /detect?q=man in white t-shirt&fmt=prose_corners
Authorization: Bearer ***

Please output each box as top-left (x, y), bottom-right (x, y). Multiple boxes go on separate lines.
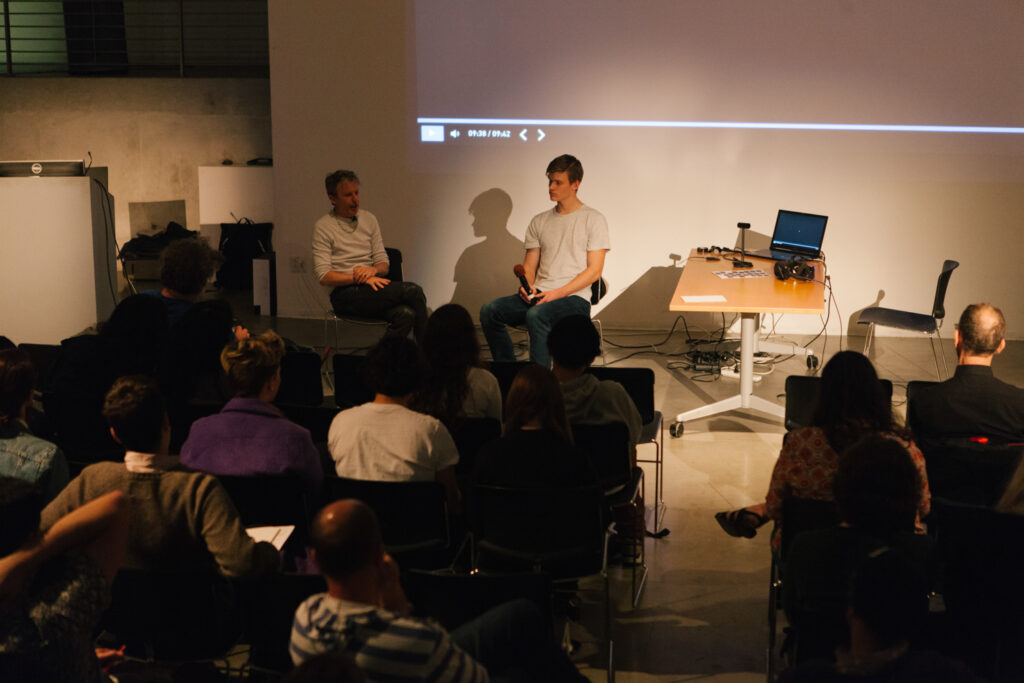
top-left (480, 154), bottom-right (610, 368)
top-left (328, 336), bottom-right (460, 510)
top-left (312, 170), bottom-right (428, 340)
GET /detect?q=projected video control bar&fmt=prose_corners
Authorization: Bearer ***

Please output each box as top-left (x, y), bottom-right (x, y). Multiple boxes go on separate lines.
top-left (420, 124), bottom-right (547, 143)
top-left (418, 116), bottom-right (1024, 144)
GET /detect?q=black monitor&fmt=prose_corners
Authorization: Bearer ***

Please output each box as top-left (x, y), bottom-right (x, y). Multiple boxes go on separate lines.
top-left (0, 160), bottom-right (86, 177)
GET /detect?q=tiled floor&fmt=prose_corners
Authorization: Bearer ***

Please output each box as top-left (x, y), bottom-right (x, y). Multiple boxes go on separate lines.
top-left (235, 301), bottom-right (1023, 682)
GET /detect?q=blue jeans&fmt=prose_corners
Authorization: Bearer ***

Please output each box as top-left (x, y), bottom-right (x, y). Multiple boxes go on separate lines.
top-left (480, 295), bottom-right (591, 368)
top-left (450, 599), bottom-right (587, 682)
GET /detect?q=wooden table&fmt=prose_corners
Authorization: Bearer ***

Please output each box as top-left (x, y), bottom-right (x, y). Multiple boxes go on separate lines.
top-left (668, 250), bottom-right (826, 431)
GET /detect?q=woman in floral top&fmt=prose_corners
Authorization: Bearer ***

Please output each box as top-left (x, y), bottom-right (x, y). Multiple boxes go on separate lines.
top-left (715, 351), bottom-right (930, 550)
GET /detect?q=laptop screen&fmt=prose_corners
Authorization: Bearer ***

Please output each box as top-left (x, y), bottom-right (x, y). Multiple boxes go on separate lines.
top-left (770, 210), bottom-right (828, 256)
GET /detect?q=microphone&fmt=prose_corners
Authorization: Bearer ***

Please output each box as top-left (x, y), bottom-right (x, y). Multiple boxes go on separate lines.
top-left (513, 264), bottom-right (538, 305)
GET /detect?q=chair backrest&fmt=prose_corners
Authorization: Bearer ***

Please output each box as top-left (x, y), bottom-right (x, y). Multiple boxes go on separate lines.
top-left (276, 347), bottom-right (324, 406)
top-left (275, 402), bottom-right (336, 444)
top-left (571, 422), bottom-right (631, 493)
top-left (920, 440), bottom-right (1022, 508)
top-left (780, 497), bottom-right (840, 561)
top-left (783, 375), bottom-right (894, 431)
top-left (246, 573), bottom-right (328, 673)
top-left (588, 366), bottom-right (656, 425)
top-left (486, 360), bottom-right (531, 408)
top-left (402, 569), bottom-right (553, 635)
top-left (450, 416), bottom-right (502, 486)
top-left (931, 259), bottom-right (959, 320)
top-left (333, 353), bottom-right (373, 408)
top-left (471, 482), bottom-right (606, 578)
top-left (929, 504), bottom-right (1024, 679)
top-left (103, 569), bottom-right (243, 660)
top-left (385, 247), bottom-right (403, 282)
top-left (905, 379), bottom-right (937, 403)
top-left (323, 476), bottom-right (450, 561)
top-left (216, 474), bottom-right (311, 548)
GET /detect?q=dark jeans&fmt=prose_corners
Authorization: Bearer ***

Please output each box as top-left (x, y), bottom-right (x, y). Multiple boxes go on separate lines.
top-left (330, 281), bottom-right (428, 341)
top-left (479, 294), bottom-right (591, 368)
top-left (450, 599), bottom-right (587, 682)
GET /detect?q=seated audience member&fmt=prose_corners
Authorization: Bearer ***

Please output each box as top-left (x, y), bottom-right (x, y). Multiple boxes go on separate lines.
top-left (41, 376), bottom-right (279, 577)
top-left (475, 363), bottom-right (596, 488)
top-left (908, 302), bottom-right (1024, 444)
top-left (44, 294), bottom-right (167, 459)
top-left (782, 550), bottom-right (984, 683)
top-left (0, 349), bottom-right (69, 501)
top-left (547, 315), bottom-right (642, 457)
top-left (411, 304), bottom-right (502, 429)
top-left (716, 351), bottom-right (930, 549)
top-left (181, 330), bottom-right (322, 497)
top-left (142, 236), bottom-right (226, 329)
top-left (291, 499), bottom-right (587, 682)
top-left (783, 436), bottom-right (936, 663)
top-left (0, 477), bottom-right (129, 683)
top-left (328, 337), bottom-right (460, 509)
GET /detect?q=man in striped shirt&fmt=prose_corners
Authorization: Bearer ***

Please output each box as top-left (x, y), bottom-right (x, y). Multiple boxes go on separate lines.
top-left (290, 499), bottom-right (587, 682)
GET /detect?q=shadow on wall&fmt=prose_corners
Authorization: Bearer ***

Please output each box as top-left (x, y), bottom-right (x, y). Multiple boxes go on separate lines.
top-left (450, 188), bottom-right (525, 317)
top-left (847, 289), bottom-right (886, 354)
top-left (596, 265), bottom-right (724, 331)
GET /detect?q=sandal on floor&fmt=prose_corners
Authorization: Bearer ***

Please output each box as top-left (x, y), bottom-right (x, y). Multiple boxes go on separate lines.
top-left (715, 509), bottom-right (764, 538)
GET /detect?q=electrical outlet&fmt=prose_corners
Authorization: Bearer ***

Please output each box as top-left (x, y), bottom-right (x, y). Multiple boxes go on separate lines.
top-left (290, 256), bottom-right (305, 273)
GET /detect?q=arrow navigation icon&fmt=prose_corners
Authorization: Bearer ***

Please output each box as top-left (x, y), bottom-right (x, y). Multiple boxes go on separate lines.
top-left (537, 129), bottom-right (546, 141)
top-left (519, 129), bottom-right (528, 141)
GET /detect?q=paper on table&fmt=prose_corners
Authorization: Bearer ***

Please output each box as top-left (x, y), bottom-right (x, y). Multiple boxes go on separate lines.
top-left (681, 294), bottom-right (727, 303)
top-left (246, 525), bottom-right (295, 550)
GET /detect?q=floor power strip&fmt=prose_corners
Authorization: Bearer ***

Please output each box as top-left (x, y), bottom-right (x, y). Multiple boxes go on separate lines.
top-left (720, 366), bottom-right (762, 382)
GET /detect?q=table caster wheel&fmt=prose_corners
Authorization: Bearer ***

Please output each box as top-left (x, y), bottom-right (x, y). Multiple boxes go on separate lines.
top-left (670, 421), bottom-right (685, 438)
top-left (806, 354), bottom-right (819, 370)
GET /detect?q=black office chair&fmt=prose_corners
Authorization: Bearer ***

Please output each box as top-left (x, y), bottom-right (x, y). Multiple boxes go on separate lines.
top-left (450, 416), bottom-right (501, 493)
top-left (486, 360), bottom-right (532, 410)
top-left (323, 476), bottom-right (452, 569)
top-left (471, 482), bottom-right (614, 682)
top-left (324, 246), bottom-right (404, 353)
top-left (332, 352), bottom-right (373, 408)
top-left (921, 440), bottom-right (1023, 509)
top-left (216, 474), bottom-right (312, 562)
top-left (857, 259), bottom-right (959, 380)
top-left (783, 375), bottom-right (894, 431)
top-left (572, 422), bottom-right (647, 606)
top-left (930, 505), bottom-right (1024, 681)
top-left (589, 365), bottom-right (666, 535)
top-left (402, 569), bottom-right (553, 636)
top-left (102, 569), bottom-right (244, 663)
top-left (766, 497), bottom-right (840, 680)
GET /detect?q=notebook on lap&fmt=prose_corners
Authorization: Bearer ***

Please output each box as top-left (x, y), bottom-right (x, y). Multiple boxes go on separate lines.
top-left (748, 209), bottom-right (828, 261)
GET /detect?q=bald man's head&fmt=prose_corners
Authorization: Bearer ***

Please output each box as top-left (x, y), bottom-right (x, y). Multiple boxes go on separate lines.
top-left (311, 499), bottom-right (383, 578)
top-left (957, 303), bottom-right (1006, 356)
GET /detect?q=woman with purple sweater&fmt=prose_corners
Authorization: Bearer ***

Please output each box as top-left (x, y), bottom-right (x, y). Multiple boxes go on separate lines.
top-left (181, 331), bottom-right (323, 497)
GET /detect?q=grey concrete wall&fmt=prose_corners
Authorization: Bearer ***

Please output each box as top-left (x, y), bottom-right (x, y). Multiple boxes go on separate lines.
top-left (0, 78), bottom-right (272, 246)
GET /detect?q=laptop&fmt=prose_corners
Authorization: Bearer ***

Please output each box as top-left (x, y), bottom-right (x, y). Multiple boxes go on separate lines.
top-left (748, 209), bottom-right (828, 261)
